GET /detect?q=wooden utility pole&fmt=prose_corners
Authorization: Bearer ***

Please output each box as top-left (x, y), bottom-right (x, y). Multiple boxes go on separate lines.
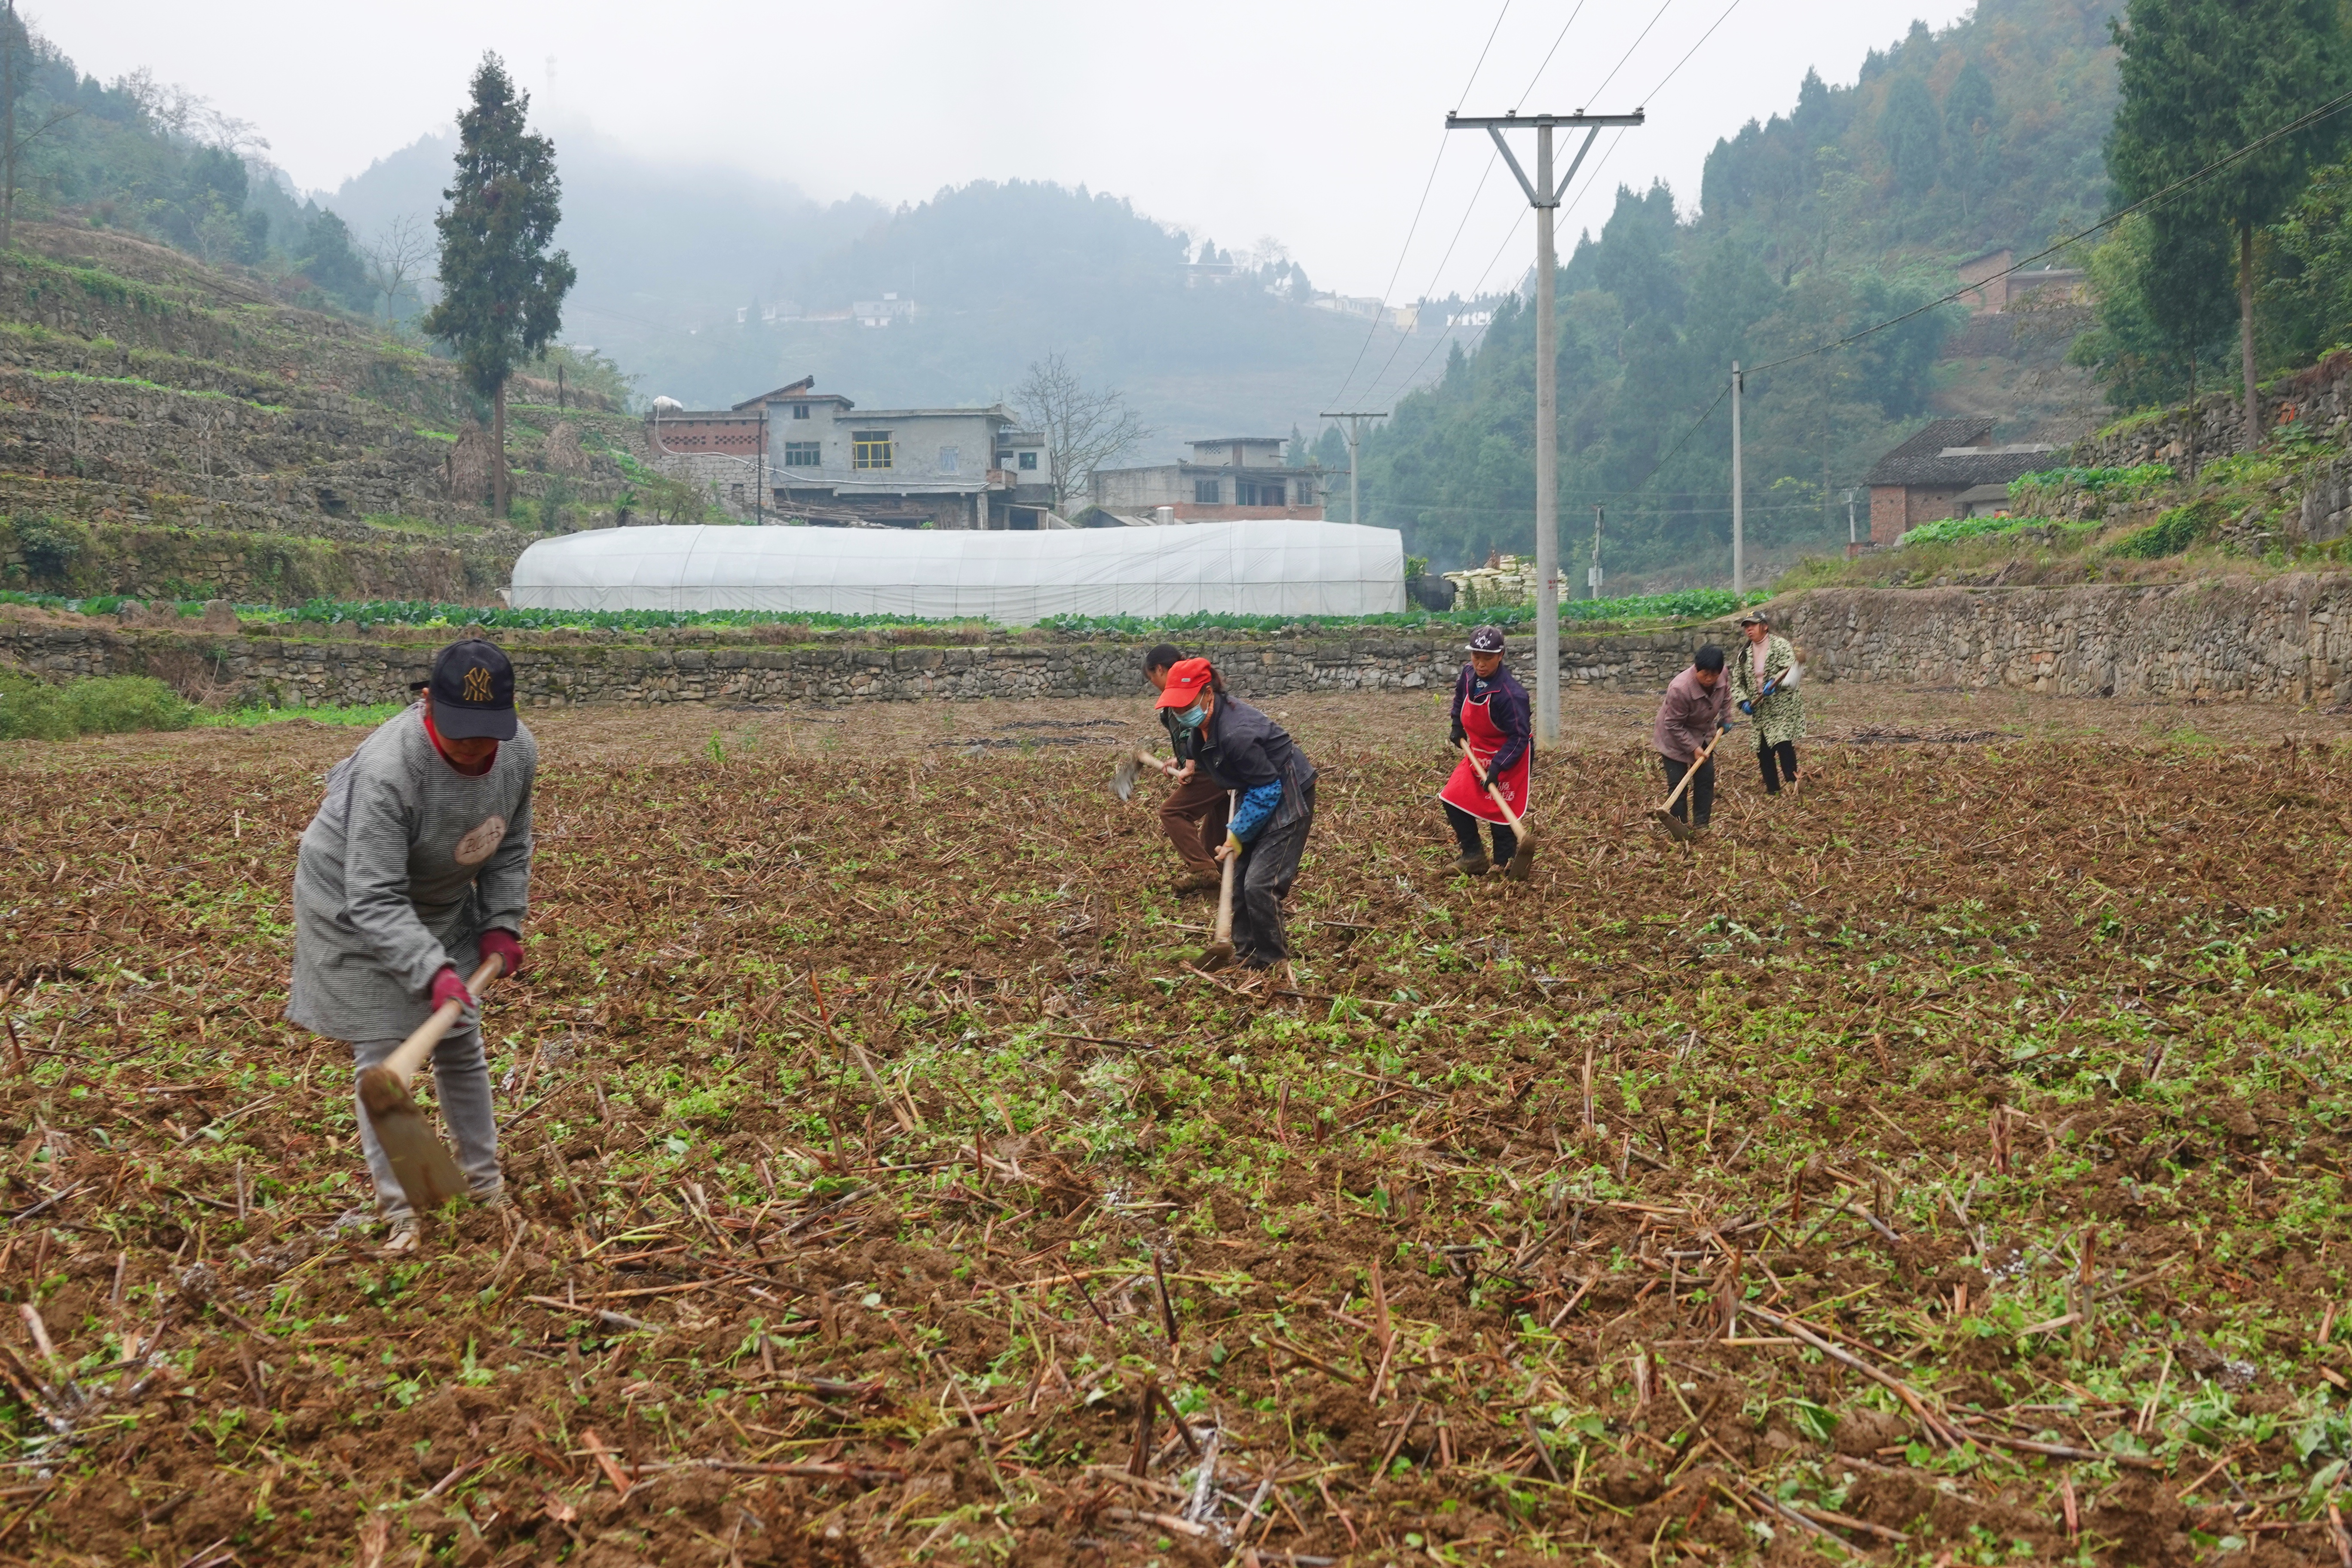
top-left (1445, 110), bottom-right (1645, 747)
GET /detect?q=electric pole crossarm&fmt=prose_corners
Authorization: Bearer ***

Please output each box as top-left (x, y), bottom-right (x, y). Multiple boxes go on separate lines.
top-left (1444, 113), bottom-right (1645, 128)
top-left (1485, 127), bottom-right (1541, 206)
top-left (1553, 126), bottom-right (1603, 204)
top-left (1446, 107), bottom-right (1646, 750)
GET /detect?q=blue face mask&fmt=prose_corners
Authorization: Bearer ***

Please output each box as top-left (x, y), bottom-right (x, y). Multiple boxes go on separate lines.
top-left (1173, 701), bottom-right (1208, 730)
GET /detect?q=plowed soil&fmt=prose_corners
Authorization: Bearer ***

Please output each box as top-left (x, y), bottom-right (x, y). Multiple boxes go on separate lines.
top-left (6, 687), bottom-right (2352, 1566)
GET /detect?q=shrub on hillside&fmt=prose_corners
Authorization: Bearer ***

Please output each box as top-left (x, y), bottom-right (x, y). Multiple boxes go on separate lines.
top-left (0, 674), bottom-right (195, 739)
top-left (2111, 499), bottom-right (2224, 559)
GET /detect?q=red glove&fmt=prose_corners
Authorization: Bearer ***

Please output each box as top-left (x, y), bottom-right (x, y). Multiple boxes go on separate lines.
top-left (428, 966), bottom-right (474, 1012)
top-left (478, 928), bottom-right (524, 979)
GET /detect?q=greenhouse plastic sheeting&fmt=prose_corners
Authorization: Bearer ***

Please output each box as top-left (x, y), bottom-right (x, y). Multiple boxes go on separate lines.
top-left (508, 521), bottom-right (1406, 623)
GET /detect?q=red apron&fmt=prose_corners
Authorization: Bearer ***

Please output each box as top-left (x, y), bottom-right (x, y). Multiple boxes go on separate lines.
top-left (1438, 686), bottom-right (1530, 823)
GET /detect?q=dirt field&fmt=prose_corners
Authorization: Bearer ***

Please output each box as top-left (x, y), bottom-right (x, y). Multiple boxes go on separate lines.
top-left (6, 683), bottom-right (2352, 1566)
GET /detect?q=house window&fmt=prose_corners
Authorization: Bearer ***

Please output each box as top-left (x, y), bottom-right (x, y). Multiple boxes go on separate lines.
top-left (1018, 450), bottom-right (1038, 471)
top-left (791, 404), bottom-right (812, 420)
top-left (852, 431), bottom-right (893, 469)
top-left (1194, 479), bottom-right (1221, 504)
top-left (1237, 479), bottom-right (1285, 505)
top-left (939, 446), bottom-right (959, 473)
top-left (783, 442), bottom-right (821, 466)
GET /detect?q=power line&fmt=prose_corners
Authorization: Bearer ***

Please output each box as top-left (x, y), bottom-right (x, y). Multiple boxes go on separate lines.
top-left (1516, 0), bottom-right (1595, 108)
top-left (1746, 83), bottom-right (2352, 377)
top-left (1583, 0), bottom-right (1677, 108)
top-left (1371, 0), bottom-right (1748, 408)
top-left (1644, 0), bottom-right (1748, 110)
top-left (1626, 382), bottom-right (1732, 492)
top-left (1459, 0), bottom-right (1515, 108)
top-left (1326, 0), bottom-right (1517, 409)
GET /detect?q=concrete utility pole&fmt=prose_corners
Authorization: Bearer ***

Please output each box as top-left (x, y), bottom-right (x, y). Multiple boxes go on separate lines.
top-left (1446, 109), bottom-right (1644, 747)
top-left (1847, 487), bottom-right (1859, 549)
top-left (1730, 361), bottom-right (1746, 595)
top-left (1318, 410), bottom-right (1387, 527)
top-left (1589, 503), bottom-right (1604, 599)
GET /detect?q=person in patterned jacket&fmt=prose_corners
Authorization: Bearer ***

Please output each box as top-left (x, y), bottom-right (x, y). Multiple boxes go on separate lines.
top-left (1732, 610), bottom-right (1804, 796)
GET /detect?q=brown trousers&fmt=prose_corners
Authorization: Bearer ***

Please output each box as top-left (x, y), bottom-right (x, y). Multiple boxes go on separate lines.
top-left (1159, 770), bottom-right (1231, 876)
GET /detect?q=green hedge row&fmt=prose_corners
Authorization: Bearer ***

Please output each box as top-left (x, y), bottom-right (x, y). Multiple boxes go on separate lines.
top-left (0, 674), bottom-right (194, 740)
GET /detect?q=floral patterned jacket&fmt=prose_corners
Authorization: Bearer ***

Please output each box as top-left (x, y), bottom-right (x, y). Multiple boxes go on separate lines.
top-left (1732, 634), bottom-right (1804, 747)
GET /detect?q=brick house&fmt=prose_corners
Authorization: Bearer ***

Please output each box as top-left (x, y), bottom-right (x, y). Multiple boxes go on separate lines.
top-left (648, 375), bottom-right (1058, 527)
top-left (1863, 417), bottom-right (2056, 545)
top-left (1088, 438), bottom-right (1325, 522)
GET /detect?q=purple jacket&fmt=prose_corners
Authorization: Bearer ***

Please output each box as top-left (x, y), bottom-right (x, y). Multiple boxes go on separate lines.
top-left (1450, 664), bottom-right (1531, 777)
top-left (1653, 667), bottom-right (1730, 763)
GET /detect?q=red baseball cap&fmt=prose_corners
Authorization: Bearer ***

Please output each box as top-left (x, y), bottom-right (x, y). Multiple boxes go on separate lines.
top-left (1155, 657), bottom-right (1216, 708)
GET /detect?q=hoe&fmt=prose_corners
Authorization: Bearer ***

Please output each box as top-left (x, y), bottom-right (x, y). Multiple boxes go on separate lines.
top-left (358, 954), bottom-right (504, 1215)
top-left (1651, 726), bottom-right (1730, 843)
top-left (1458, 739), bottom-right (1538, 879)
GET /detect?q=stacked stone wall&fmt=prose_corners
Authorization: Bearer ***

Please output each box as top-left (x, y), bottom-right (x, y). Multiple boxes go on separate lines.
top-left (10, 574), bottom-right (2352, 711)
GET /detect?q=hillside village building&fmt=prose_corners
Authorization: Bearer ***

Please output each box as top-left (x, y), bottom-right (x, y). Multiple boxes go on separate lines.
top-left (1088, 438), bottom-right (1326, 523)
top-left (648, 376), bottom-right (1058, 527)
top-left (1863, 416), bottom-right (2055, 545)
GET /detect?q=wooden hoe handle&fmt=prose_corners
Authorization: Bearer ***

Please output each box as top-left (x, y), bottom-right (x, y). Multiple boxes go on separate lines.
top-left (1659, 726), bottom-right (1727, 813)
top-left (380, 954), bottom-right (505, 1083)
top-left (1213, 791), bottom-right (1240, 946)
top-left (1458, 739), bottom-right (1527, 830)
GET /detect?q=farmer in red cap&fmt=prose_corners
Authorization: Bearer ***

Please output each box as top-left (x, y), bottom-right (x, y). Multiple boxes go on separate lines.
top-left (1156, 657), bottom-right (1317, 969)
top-left (1437, 625), bottom-right (1531, 877)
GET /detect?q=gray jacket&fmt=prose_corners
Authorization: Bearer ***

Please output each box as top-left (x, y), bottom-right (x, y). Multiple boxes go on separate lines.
top-left (287, 704), bottom-right (536, 1042)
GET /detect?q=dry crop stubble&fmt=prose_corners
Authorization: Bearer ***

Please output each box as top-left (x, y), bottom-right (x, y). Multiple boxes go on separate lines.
top-left (3, 732), bottom-right (2352, 1564)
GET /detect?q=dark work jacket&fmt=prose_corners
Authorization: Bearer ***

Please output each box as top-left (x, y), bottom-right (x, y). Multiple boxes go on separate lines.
top-left (1195, 695), bottom-right (1317, 836)
top-left (1449, 664), bottom-right (1532, 778)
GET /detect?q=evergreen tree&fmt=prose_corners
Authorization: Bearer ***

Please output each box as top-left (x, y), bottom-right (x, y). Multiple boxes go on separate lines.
top-left (421, 53), bottom-right (575, 518)
top-left (1880, 77), bottom-right (1943, 196)
top-left (296, 208), bottom-right (370, 311)
top-left (2106, 0), bottom-right (2351, 443)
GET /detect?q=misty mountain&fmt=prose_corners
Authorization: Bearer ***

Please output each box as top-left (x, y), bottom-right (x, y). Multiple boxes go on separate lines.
top-left (326, 139), bottom-right (1402, 462)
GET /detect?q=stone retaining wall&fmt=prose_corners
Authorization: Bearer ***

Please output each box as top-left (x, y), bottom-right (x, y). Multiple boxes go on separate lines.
top-left (1781, 574), bottom-right (2347, 702)
top-left (9, 573), bottom-right (2351, 710)
top-left (0, 622), bottom-right (1719, 710)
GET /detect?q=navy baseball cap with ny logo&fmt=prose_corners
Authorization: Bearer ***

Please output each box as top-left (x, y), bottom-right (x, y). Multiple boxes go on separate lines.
top-left (427, 638), bottom-right (518, 740)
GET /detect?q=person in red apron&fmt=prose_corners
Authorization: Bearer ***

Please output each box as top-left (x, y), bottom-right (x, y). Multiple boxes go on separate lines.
top-left (1438, 625), bottom-right (1532, 876)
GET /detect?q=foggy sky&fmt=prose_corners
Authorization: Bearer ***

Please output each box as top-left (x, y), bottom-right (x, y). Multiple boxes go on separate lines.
top-left (43, 0), bottom-right (1974, 301)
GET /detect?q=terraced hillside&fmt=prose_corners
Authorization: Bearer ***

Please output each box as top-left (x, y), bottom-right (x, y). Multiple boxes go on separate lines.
top-left (0, 224), bottom-right (653, 606)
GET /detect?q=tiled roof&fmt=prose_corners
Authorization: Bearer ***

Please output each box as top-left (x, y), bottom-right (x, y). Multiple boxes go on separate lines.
top-left (1864, 417), bottom-right (2052, 487)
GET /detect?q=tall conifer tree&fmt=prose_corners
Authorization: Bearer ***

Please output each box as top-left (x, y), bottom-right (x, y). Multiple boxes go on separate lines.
top-left (2107, 0), bottom-right (2349, 445)
top-left (423, 54), bottom-right (574, 518)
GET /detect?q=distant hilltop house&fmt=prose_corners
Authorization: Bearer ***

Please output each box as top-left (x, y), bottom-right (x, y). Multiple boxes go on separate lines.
top-left (647, 375), bottom-right (1059, 528)
top-left (1084, 438), bottom-right (1326, 525)
top-left (1864, 416), bottom-right (2056, 546)
top-left (1955, 248), bottom-right (2086, 315)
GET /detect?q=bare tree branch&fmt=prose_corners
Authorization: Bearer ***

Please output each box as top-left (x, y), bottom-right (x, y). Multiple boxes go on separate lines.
top-left (1014, 353), bottom-right (1148, 512)
top-left (364, 215), bottom-right (434, 323)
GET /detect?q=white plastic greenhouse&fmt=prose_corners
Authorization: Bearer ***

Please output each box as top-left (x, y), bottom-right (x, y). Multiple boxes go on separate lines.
top-left (508, 521), bottom-right (1406, 623)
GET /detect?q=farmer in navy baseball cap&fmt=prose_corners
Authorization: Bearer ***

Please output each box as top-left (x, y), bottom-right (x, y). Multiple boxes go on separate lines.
top-left (424, 638), bottom-right (518, 741)
top-left (291, 632), bottom-right (537, 1253)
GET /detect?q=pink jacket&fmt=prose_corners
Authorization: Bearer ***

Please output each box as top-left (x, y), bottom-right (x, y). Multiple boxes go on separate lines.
top-left (1653, 667), bottom-right (1729, 763)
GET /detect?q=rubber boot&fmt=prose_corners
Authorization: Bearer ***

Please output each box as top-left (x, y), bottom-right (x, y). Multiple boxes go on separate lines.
top-left (1453, 851), bottom-right (1491, 878)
